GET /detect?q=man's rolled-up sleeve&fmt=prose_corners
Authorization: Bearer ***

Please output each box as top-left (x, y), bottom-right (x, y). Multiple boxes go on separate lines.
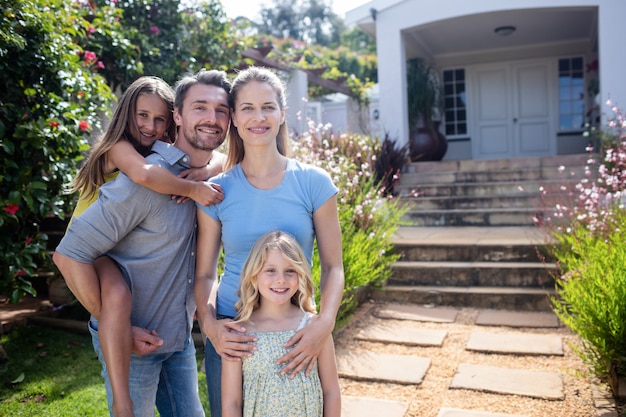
top-left (56, 174), bottom-right (148, 262)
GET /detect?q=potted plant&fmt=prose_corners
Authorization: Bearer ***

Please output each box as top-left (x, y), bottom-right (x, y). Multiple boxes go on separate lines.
top-left (406, 58), bottom-right (446, 161)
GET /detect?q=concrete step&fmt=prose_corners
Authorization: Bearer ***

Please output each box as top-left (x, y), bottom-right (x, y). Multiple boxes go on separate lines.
top-left (380, 227), bottom-right (556, 310)
top-left (403, 192), bottom-right (575, 210)
top-left (370, 285), bottom-right (554, 311)
top-left (402, 207), bottom-right (546, 226)
top-left (399, 165), bottom-right (589, 185)
top-left (405, 153), bottom-right (594, 174)
top-left (394, 241), bottom-right (547, 263)
top-left (389, 260), bottom-right (555, 287)
top-left (396, 179), bottom-right (573, 198)
top-left (405, 194), bottom-right (542, 210)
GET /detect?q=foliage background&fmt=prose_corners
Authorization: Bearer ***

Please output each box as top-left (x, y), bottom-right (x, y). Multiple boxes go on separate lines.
top-left (1, 0), bottom-right (383, 311)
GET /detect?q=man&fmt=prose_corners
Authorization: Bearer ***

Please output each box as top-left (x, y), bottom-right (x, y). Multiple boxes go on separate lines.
top-left (53, 69), bottom-right (231, 417)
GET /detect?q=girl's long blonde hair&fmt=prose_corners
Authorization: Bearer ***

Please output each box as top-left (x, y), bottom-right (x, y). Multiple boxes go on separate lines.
top-left (225, 67), bottom-right (291, 171)
top-left (68, 76), bottom-right (176, 199)
top-left (235, 230), bottom-right (316, 323)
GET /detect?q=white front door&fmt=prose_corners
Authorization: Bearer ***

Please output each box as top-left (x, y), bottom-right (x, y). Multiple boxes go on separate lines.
top-left (470, 60), bottom-right (555, 159)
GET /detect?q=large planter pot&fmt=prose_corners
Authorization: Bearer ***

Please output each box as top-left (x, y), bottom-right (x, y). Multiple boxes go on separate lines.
top-left (409, 115), bottom-right (438, 162)
top-left (48, 276), bottom-right (74, 306)
top-left (430, 121), bottom-right (448, 161)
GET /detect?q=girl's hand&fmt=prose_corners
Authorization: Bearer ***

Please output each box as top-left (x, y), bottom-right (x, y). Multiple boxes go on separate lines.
top-left (208, 319), bottom-right (257, 362)
top-left (277, 314), bottom-right (333, 377)
top-left (171, 181), bottom-right (223, 205)
top-left (181, 181), bottom-right (224, 206)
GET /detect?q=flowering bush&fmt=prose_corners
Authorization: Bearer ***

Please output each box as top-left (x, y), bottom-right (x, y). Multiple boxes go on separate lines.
top-left (541, 103), bottom-right (626, 395)
top-left (84, 0), bottom-right (243, 90)
top-left (292, 122), bottom-right (408, 324)
top-left (0, 0), bottom-right (116, 302)
top-left (546, 102), bottom-right (626, 234)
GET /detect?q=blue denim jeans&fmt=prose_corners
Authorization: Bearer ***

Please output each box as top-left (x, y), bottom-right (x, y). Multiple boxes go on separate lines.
top-left (89, 319), bottom-right (204, 417)
top-left (204, 334), bottom-right (222, 417)
top-left (203, 313), bottom-right (236, 417)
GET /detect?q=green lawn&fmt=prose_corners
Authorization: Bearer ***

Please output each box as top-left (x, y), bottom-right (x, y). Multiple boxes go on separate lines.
top-left (0, 324), bottom-right (210, 416)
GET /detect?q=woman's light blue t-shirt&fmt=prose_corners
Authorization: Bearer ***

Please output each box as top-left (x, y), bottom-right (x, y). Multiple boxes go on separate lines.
top-left (197, 158), bottom-right (338, 317)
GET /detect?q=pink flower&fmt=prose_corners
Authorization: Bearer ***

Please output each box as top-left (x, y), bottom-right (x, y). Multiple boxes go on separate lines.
top-left (79, 120), bottom-right (90, 132)
top-left (4, 204), bottom-right (19, 215)
top-left (150, 26), bottom-right (160, 35)
top-left (87, 26), bottom-right (96, 34)
top-left (25, 237), bottom-right (32, 245)
top-left (16, 269), bottom-right (26, 276)
top-left (95, 61), bottom-right (105, 69)
top-left (49, 121), bottom-right (59, 128)
top-left (83, 50), bottom-right (97, 62)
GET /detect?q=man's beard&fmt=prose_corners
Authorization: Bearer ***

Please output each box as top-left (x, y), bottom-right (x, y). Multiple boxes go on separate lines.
top-left (183, 126), bottom-right (224, 152)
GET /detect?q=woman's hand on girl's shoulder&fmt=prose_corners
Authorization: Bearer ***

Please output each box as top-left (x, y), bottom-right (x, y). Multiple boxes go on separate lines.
top-left (277, 313), bottom-right (333, 377)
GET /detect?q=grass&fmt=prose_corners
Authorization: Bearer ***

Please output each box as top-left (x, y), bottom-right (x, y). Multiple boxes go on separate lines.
top-left (0, 321), bottom-right (210, 416)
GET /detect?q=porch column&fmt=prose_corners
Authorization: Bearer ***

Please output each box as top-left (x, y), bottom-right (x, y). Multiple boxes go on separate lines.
top-left (597, 0), bottom-right (626, 123)
top-left (285, 69), bottom-right (308, 136)
top-left (376, 13), bottom-right (409, 147)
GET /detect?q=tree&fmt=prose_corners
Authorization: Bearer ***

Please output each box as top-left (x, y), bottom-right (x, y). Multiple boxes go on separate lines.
top-left (89, 0), bottom-right (243, 90)
top-left (257, 0), bottom-right (342, 47)
top-left (340, 26), bottom-right (376, 55)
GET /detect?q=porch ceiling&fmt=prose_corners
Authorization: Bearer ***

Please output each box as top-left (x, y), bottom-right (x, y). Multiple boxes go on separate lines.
top-left (402, 8), bottom-right (598, 59)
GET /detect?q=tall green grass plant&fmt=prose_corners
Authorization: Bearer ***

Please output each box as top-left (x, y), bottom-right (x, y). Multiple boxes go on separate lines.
top-left (544, 103), bottom-right (626, 395)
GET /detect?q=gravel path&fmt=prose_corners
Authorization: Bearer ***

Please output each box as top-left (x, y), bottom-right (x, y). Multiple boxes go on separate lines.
top-left (334, 302), bottom-right (610, 417)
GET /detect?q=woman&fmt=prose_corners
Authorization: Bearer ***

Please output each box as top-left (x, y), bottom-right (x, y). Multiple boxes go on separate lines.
top-left (194, 66), bottom-right (344, 417)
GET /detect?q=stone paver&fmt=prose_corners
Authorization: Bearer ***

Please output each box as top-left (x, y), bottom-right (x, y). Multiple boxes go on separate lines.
top-left (450, 364), bottom-right (564, 400)
top-left (356, 323), bottom-right (447, 347)
top-left (437, 408), bottom-right (528, 417)
top-left (466, 331), bottom-right (563, 355)
top-left (476, 309), bottom-right (559, 328)
top-left (337, 350), bottom-right (431, 385)
top-left (342, 396), bottom-right (409, 417)
top-left (374, 303), bottom-right (458, 322)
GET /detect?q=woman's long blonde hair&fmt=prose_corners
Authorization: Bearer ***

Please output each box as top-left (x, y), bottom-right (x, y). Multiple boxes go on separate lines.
top-left (225, 67), bottom-right (291, 171)
top-left (235, 230), bottom-right (316, 323)
top-left (68, 76), bottom-right (176, 199)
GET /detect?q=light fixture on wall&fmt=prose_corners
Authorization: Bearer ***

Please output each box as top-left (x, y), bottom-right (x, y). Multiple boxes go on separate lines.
top-left (370, 8), bottom-right (377, 21)
top-left (494, 25), bottom-right (516, 37)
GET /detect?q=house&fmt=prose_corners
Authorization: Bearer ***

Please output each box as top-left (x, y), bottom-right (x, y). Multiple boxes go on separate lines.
top-left (345, 0), bottom-right (626, 160)
top-left (307, 85), bottom-right (383, 139)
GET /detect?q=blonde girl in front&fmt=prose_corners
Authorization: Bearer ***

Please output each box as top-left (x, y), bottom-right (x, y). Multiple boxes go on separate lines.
top-left (222, 230), bottom-right (341, 417)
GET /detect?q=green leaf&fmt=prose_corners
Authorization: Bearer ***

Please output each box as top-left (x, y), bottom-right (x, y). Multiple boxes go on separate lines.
top-left (11, 373), bottom-right (25, 384)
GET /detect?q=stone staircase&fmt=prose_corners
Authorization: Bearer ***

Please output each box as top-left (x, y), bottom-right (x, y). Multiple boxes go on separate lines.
top-left (370, 153), bottom-right (593, 312)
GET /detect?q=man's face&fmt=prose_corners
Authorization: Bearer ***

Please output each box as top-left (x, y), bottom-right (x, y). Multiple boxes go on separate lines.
top-left (174, 83), bottom-right (230, 151)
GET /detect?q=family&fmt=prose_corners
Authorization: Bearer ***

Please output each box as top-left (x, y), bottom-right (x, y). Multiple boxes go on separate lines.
top-left (53, 67), bottom-right (344, 417)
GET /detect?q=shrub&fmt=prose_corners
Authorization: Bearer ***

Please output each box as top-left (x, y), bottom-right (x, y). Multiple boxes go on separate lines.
top-left (292, 122), bottom-right (408, 324)
top-left (544, 102), bottom-right (626, 394)
top-left (0, 0), bottom-right (116, 302)
top-left (374, 132), bottom-right (409, 196)
top-left (550, 214), bottom-right (626, 394)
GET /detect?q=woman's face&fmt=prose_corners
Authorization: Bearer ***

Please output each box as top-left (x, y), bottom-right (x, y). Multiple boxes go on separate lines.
top-left (232, 81), bottom-right (285, 148)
